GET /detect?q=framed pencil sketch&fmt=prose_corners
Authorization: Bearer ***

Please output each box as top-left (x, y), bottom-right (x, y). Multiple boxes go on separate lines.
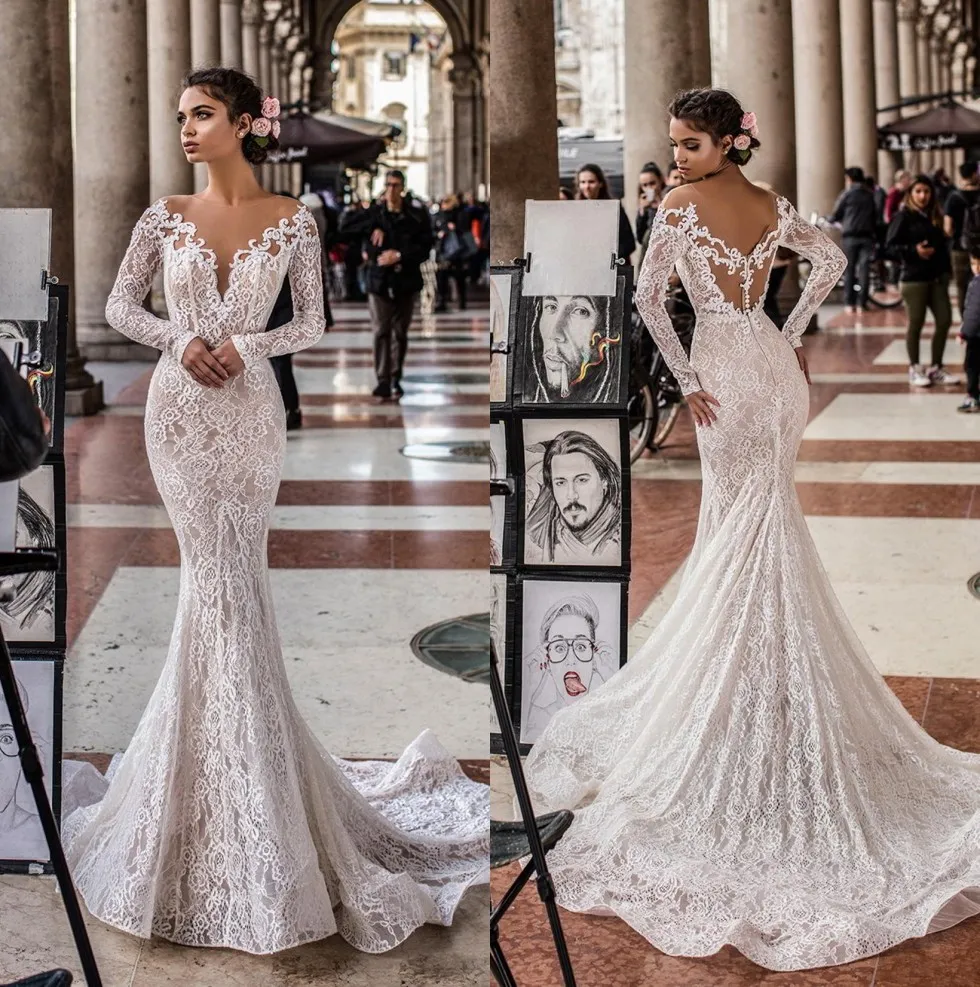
top-left (0, 654), bottom-right (62, 872)
top-left (518, 416), bottom-right (630, 571)
top-left (0, 283), bottom-right (69, 454)
top-left (490, 266), bottom-right (521, 407)
top-left (516, 575), bottom-right (627, 748)
top-left (513, 273), bottom-right (630, 410)
top-left (0, 459), bottom-right (67, 649)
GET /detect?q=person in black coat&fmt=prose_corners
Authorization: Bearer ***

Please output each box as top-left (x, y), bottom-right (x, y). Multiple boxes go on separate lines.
top-left (885, 174), bottom-right (958, 388)
top-left (575, 163), bottom-right (636, 264)
top-left (956, 248), bottom-right (980, 412)
top-left (433, 193), bottom-right (468, 312)
top-left (339, 169), bottom-right (434, 400)
top-left (829, 167), bottom-right (879, 312)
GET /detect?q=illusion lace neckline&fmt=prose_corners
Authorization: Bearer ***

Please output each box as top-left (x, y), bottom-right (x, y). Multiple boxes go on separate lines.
top-left (158, 199), bottom-right (309, 305)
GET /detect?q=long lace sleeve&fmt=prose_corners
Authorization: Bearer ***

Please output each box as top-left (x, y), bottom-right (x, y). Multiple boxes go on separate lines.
top-left (777, 195), bottom-right (847, 348)
top-left (105, 200), bottom-right (199, 360)
top-left (231, 208), bottom-right (326, 364)
top-left (636, 209), bottom-right (701, 395)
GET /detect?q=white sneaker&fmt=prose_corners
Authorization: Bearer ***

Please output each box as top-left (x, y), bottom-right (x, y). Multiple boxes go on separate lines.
top-left (927, 365), bottom-right (961, 386)
top-left (908, 364), bottom-right (932, 387)
top-left (957, 397), bottom-right (980, 413)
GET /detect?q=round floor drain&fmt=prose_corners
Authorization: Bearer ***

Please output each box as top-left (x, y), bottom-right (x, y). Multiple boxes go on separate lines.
top-left (410, 613), bottom-right (490, 684)
top-left (401, 440), bottom-right (490, 464)
top-left (969, 573), bottom-right (980, 600)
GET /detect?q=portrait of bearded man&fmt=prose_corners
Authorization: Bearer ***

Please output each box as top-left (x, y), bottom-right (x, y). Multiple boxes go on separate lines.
top-left (525, 429), bottom-right (621, 566)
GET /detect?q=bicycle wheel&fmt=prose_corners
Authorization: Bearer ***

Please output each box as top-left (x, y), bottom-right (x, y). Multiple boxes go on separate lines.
top-left (653, 401), bottom-right (683, 448)
top-left (627, 380), bottom-right (657, 464)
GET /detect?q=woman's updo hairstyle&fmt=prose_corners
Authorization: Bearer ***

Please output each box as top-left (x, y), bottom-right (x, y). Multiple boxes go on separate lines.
top-left (667, 88), bottom-right (761, 165)
top-left (181, 67), bottom-right (280, 165)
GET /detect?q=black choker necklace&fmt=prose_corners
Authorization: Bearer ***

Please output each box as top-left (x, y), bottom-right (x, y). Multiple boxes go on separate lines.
top-left (686, 160), bottom-right (733, 184)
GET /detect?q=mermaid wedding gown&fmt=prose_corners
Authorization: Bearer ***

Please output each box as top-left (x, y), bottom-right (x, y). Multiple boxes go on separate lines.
top-left (523, 191), bottom-right (980, 971)
top-left (60, 199), bottom-right (488, 955)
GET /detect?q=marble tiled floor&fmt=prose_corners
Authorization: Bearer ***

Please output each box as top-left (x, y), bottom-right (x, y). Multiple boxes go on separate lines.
top-left (1, 299), bottom-right (489, 986)
top-left (492, 302), bottom-right (980, 986)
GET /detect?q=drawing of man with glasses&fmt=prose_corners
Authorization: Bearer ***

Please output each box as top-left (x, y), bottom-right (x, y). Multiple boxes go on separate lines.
top-left (520, 593), bottom-right (614, 743)
top-left (0, 674), bottom-right (43, 858)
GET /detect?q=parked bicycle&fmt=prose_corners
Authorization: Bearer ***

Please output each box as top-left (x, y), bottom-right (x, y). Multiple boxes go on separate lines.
top-left (627, 284), bottom-right (695, 463)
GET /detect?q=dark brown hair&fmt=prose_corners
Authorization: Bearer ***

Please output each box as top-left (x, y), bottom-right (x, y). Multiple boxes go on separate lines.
top-left (575, 163), bottom-right (611, 200)
top-left (667, 88), bottom-right (760, 165)
top-left (903, 174), bottom-right (943, 227)
top-left (182, 67), bottom-right (280, 165)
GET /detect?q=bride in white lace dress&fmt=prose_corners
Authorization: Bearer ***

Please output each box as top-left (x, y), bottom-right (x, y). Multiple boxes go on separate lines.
top-left (60, 69), bottom-right (488, 956)
top-left (523, 88), bottom-right (980, 971)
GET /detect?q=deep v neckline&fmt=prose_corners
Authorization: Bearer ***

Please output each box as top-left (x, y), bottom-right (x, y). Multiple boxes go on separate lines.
top-left (161, 200), bottom-right (305, 305)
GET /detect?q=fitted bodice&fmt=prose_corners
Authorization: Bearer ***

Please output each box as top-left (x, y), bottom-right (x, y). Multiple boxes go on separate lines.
top-left (105, 197), bottom-right (326, 370)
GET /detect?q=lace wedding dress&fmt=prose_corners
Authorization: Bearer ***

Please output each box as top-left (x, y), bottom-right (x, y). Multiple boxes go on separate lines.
top-left (522, 190), bottom-right (980, 971)
top-left (60, 198), bottom-right (489, 955)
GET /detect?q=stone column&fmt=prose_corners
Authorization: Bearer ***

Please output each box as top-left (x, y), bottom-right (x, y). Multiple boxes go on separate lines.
top-left (791, 0), bottom-right (845, 219)
top-left (623, 0), bottom-right (710, 200)
top-left (714, 0), bottom-right (797, 199)
top-left (450, 50), bottom-right (482, 196)
top-left (896, 0), bottom-right (919, 118)
top-left (489, 0), bottom-right (558, 263)
top-left (46, 0), bottom-right (103, 412)
top-left (75, 0), bottom-right (153, 362)
top-left (220, 0), bottom-right (242, 69)
top-left (687, 0), bottom-right (711, 88)
top-left (258, 20), bottom-right (274, 189)
top-left (148, 0), bottom-right (193, 203)
top-left (191, 0), bottom-right (221, 67)
top-left (840, 0), bottom-right (878, 177)
top-left (241, 0), bottom-right (261, 79)
top-left (873, 0), bottom-right (902, 183)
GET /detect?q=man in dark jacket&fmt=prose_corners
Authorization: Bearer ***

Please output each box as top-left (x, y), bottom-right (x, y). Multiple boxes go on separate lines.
top-left (943, 161), bottom-right (980, 318)
top-left (341, 170), bottom-right (434, 400)
top-left (957, 248), bottom-right (980, 412)
top-left (829, 167), bottom-right (879, 312)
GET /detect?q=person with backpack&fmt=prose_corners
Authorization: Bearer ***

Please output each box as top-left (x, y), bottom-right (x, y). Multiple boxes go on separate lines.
top-left (943, 161), bottom-right (980, 317)
top-left (885, 174), bottom-right (959, 388)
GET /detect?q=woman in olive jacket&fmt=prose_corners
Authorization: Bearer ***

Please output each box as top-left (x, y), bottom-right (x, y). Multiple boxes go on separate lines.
top-left (885, 174), bottom-right (959, 387)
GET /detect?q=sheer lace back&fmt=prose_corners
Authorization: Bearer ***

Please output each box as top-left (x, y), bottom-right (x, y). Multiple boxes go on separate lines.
top-left (658, 188), bottom-right (780, 314)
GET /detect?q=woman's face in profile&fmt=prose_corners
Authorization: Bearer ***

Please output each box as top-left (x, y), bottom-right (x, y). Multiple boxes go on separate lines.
top-left (669, 116), bottom-right (728, 182)
top-left (538, 295), bottom-right (599, 395)
top-left (177, 87), bottom-right (245, 164)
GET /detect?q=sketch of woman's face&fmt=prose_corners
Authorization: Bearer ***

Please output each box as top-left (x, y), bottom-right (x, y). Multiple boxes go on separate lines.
top-left (538, 296), bottom-right (599, 395)
top-left (544, 612), bottom-right (597, 699)
top-left (0, 717), bottom-right (20, 815)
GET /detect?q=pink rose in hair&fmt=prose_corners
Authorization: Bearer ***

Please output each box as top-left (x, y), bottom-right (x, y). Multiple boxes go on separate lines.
top-left (733, 134), bottom-right (751, 151)
top-left (251, 117), bottom-right (272, 137)
top-left (272, 120), bottom-right (281, 139)
top-left (740, 111), bottom-right (757, 133)
top-left (262, 96), bottom-right (281, 119)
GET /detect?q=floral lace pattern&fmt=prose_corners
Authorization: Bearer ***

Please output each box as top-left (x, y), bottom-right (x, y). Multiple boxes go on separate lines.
top-left (523, 196), bottom-right (980, 970)
top-left (61, 198), bottom-right (489, 954)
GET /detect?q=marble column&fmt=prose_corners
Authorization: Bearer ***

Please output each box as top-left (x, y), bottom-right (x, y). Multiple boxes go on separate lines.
top-left (46, 0), bottom-right (103, 412)
top-left (714, 0), bottom-right (797, 199)
top-left (220, 0), bottom-right (243, 69)
top-left (489, 0), bottom-right (558, 263)
top-left (896, 0), bottom-right (919, 119)
top-left (623, 0), bottom-right (710, 200)
top-left (873, 0), bottom-right (903, 182)
top-left (148, 0), bottom-right (193, 203)
top-left (792, 0), bottom-right (845, 218)
top-left (258, 20), bottom-right (274, 189)
top-left (840, 0), bottom-right (878, 177)
top-left (75, 0), bottom-right (153, 361)
top-left (241, 0), bottom-right (262, 79)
